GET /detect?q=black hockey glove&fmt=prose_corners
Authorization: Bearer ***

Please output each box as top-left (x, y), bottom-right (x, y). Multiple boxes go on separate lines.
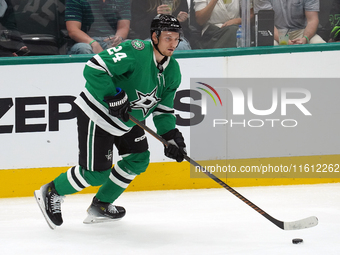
top-left (104, 88), bottom-right (131, 122)
top-left (161, 128), bottom-right (187, 162)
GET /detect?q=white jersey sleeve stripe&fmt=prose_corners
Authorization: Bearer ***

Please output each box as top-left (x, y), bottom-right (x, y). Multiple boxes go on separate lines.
top-left (153, 103), bottom-right (175, 117)
top-left (152, 111), bottom-right (176, 118)
top-left (86, 55), bottom-right (113, 77)
top-left (74, 89), bottom-right (131, 136)
top-left (155, 103), bottom-right (173, 112)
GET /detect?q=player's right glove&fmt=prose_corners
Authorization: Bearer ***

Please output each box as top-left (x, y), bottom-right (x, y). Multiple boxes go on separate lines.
top-left (104, 88), bottom-right (131, 122)
top-left (161, 128), bottom-right (187, 162)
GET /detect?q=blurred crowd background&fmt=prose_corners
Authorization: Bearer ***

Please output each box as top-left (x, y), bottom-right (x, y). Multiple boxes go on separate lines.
top-left (0, 0), bottom-right (338, 57)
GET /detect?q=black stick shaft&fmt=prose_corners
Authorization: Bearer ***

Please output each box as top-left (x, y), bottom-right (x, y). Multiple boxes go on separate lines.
top-left (128, 114), bottom-right (284, 229)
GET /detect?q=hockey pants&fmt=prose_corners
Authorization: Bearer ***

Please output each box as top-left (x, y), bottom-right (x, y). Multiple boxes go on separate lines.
top-left (53, 106), bottom-right (150, 203)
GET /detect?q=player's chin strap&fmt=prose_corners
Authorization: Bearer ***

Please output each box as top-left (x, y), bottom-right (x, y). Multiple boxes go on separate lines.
top-left (152, 36), bottom-right (168, 74)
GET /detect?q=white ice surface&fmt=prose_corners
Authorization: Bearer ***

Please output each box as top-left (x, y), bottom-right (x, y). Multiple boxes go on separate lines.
top-left (0, 183), bottom-right (339, 255)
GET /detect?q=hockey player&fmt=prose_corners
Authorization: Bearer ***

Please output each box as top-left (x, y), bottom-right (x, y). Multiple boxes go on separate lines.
top-left (34, 14), bottom-right (187, 229)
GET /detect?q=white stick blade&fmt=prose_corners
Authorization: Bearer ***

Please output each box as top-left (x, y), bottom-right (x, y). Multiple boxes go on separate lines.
top-left (284, 216), bottom-right (318, 230)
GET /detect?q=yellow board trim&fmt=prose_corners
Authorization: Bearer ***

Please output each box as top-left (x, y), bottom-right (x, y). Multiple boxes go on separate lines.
top-left (0, 154), bottom-right (339, 198)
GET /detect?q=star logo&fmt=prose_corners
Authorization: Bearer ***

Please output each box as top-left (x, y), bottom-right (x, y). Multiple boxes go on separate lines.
top-left (105, 150), bottom-right (113, 161)
top-left (130, 87), bottom-right (161, 117)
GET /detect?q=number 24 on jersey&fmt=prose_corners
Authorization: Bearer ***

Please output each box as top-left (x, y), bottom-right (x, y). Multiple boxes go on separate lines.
top-left (107, 46), bottom-right (127, 63)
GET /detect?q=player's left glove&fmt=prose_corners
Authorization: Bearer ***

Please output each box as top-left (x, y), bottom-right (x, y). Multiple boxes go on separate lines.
top-left (104, 88), bottom-right (131, 122)
top-left (161, 128), bottom-right (187, 162)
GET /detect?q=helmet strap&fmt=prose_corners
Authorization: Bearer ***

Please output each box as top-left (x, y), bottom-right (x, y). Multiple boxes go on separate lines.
top-left (152, 33), bottom-right (168, 73)
top-left (152, 32), bottom-right (165, 57)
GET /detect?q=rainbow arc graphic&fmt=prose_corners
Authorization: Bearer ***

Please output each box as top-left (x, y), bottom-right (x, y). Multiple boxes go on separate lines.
top-left (196, 82), bottom-right (223, 106)
top-left (196, 82), bottom-right (223, 115)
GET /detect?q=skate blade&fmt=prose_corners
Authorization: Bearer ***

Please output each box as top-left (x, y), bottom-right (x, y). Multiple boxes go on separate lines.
top-left (34, 190), bottom-right (56, 230)
top-left (83, 214), bottom-right (122, 224)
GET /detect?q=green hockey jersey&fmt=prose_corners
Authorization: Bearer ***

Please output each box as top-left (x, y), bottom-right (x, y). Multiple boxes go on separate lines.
top-left (74, 39), bottom-right (182, 136)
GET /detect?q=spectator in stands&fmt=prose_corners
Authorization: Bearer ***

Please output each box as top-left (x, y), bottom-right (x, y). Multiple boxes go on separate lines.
top-left (254, 0), bottom-right (325, 45)
top-left (0, 0), bottom-right (29, 56)
top-left (65, 0), bottom-right (131, 54)
top-left (130, 0), bottom-right (191, 50)
top-left (328, 0), bottom-right (340, 42)
top-left (194, 0), bottom-right (254, 49)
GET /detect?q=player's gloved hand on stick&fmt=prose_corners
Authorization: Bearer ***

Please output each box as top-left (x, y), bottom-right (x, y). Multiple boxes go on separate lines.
top-left (104, 88), bottom-right (131, 122)
top-left (161, 128), bottom-right (187, 162)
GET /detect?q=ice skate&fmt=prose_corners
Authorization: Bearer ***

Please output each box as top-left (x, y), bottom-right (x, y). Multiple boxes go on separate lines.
top-left (34, 182), bottom-right (64, 230)
top-left (83, 196), bottom-right (126, 224)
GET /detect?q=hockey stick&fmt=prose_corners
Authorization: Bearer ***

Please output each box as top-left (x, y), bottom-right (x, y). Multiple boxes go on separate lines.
top-left (128, 114), bottom-right (318, 230)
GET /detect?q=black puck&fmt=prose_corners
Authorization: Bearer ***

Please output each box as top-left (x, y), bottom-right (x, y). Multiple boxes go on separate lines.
top-left (292, 238), bottom-right (303, 244)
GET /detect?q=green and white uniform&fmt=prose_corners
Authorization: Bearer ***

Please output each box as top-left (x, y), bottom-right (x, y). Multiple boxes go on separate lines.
top-left (75, 39), bottom-right (181, 136)
top-left (53, 39), bottom-right (182, 203)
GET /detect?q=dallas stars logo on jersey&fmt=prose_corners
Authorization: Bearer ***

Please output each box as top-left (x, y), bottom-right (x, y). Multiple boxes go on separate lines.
top-left (130, 87), bottom-right (161, 117)
top-left (131, 40), bottom-right (145, 50)
top-left (77, 40), bottom-right (181, 136)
